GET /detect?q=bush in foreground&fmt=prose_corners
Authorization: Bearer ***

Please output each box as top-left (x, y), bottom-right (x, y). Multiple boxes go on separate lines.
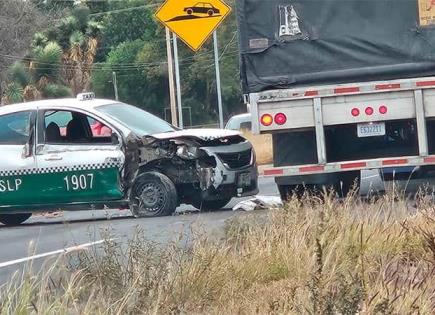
top-left (1, 194), bottom-right (435, 314)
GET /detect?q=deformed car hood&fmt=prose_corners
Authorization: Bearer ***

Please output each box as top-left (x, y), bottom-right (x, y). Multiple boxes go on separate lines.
top-left (151, 128), bottom-right (241, 141)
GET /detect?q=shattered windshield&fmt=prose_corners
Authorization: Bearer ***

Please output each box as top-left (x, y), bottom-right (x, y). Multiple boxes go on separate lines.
top-left (96, 103), bottom-right (176, 136)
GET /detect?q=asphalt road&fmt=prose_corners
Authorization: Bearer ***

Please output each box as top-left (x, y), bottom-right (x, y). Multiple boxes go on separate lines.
top-left (0, 176), bottom-right (278, 283)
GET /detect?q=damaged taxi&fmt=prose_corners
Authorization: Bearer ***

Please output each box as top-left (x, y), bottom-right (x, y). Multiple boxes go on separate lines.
top-left (0, 93), bottom-right (258, 225)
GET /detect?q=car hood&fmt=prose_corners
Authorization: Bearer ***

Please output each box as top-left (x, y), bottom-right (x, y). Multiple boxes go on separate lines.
top-left (151, 128), bottom-right (241, 141)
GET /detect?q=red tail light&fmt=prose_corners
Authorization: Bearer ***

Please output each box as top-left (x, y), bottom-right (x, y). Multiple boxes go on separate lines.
top-left (274, 113), bottom-right (287, 125)
top-left (379, 105), bottom-right (388, 114)
top-left (351, 108), bottom-right (360, 117)
top-left (365, 106), bottom-right (374, 115)
top-left (260, 114), bottom-right (273, 126)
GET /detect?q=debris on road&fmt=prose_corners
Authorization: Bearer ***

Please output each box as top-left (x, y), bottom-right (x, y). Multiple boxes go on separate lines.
top-left (233, 195), bottom-right (282, 212)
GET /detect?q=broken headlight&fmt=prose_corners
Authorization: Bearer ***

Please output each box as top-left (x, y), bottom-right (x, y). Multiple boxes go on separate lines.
top-left (176, 145), bottom-right (199, 160)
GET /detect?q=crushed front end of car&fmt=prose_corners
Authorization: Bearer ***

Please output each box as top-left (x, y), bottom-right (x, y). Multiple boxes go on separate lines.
top-left (130, 129), bottom-right (259, 211)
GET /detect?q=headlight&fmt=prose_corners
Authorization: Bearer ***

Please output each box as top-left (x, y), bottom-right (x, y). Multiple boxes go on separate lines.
top-left (176, 145), bottom-right (199, 160)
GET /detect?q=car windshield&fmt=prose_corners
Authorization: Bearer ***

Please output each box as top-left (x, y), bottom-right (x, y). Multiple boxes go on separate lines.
top-left (96, 103), bottom-right (176, 136)
top-left (225, 115), bottom-right (251, 130)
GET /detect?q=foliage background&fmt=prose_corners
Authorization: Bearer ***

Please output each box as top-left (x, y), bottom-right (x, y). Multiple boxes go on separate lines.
top-left (0, 0), bottom-right (244, 126)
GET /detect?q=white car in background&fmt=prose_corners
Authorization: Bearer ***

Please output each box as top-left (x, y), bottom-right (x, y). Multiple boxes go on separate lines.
top-left (225, 113), bottom-right (252, 131)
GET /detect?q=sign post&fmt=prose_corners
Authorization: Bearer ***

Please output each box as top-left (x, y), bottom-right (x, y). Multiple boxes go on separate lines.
top-left (155, 0), bottom-right (231, 128)
top-left (173, 34), bottom-right (183, 128)
top-left (165, 27), bottom-right (178, 126)
top-left (213, 31), bottom-right (224, 129)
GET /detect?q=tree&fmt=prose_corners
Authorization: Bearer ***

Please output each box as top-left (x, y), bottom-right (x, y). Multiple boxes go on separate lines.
top-left (2, 3), bottom-right (103, 104)
top-left (2, 42), bottom-right (72, 105)
top-left (3, 0), bottom-right (246, 126)
top-left (0, 0), bottom-right (51, 97)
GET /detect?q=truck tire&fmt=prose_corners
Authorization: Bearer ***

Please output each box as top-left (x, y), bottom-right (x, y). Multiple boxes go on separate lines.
top-left (334, 171), bottom-right (360, 198)
top-left (278, 184), bottom-right (319, 201)
top-left (278, 185), bottom-right (296, 201)
top-left (278, 171), bottom-right (360, 201)
top-left (192, 198), bottom-right (232, 211)
top-left (130, 172), bottom-right (178, 217)
top-left (0, 213), bottom-right (32, 226)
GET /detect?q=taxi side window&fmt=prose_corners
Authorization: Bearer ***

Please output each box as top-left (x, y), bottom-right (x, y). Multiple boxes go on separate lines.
top-left (44, 110), bottom-right (112, 144)
top-left (0, 111), bottom-right (32, 145)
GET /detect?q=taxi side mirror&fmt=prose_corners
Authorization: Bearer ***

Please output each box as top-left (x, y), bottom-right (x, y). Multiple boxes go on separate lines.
top-left (111, 132), bottom-right (120, 145)
top-left (22, 143), bottom-right (32, 158)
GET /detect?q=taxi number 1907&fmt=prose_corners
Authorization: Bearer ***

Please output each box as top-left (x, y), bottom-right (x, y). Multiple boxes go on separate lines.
top-left (64, 174), bottom-right (94, 191)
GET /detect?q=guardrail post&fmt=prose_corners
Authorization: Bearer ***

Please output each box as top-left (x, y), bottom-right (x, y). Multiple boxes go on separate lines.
top-left (414, 89), bottom-right (428, 157)
top-left (314, 97), bottom-right (327, 164)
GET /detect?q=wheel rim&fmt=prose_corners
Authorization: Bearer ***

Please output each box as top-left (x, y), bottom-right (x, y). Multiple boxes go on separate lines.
top-left (138, 182), bottom-right (166, 214)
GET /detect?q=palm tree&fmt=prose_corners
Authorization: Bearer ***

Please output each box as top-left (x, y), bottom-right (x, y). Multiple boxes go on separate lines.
top-left (2, 41), bottom-right (71, 105)
top-left (1, 4), bottom-right (101, 105)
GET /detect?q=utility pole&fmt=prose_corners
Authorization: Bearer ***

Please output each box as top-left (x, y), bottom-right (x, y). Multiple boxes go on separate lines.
top-left (213, 31), bottom-right (224, 129)
top-left (112, 71), bottom-right (119, 101)
top-left (173, 34), bottom-right (183, 128)
top-left (165, 27), bottom-right (178, 126)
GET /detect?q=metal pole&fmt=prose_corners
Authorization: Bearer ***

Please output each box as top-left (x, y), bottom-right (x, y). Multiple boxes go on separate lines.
top-left (213, 31), bottom-right (224, 129)
top-left (165, 27), bottom-right (178, 126)
top-left (173, 34), bottom-right (183, 128)
top-left (112, 71), bottom-right (119, 101)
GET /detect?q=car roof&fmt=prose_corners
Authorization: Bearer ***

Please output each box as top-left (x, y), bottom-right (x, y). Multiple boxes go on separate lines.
top-left (228, 113), bottom-right (251, 121)
top-left (0, 98), bottom-right (119, 115)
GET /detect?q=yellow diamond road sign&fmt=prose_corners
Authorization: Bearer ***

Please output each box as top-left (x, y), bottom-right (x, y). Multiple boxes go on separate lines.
top-left (155, 0), bottom-right (232, 51)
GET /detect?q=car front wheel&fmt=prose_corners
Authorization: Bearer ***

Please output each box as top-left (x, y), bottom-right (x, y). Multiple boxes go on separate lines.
top-left (130, 172), bottom-right (178, 217)
top-left (0, 213), bottom-right (32, 226)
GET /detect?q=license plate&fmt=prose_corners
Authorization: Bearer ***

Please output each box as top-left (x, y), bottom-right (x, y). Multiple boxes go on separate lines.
top-left (238, 173), bottom-right (251, 187)
top-left (357, 122), bottom-right (386, 138)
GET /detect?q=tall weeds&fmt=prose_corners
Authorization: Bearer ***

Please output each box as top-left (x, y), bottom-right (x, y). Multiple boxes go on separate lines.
top-left (1, 194), bottom-right (434, 314)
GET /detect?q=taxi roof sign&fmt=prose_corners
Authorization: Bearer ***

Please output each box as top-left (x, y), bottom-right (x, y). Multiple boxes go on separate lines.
top-left (155, 0), bottom-right (231, 51)
top-left (77, 92), bottom-right (95, 101)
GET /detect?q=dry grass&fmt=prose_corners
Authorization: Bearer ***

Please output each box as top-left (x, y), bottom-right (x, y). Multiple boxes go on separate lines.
top-left (241, 129), bottom-right (273, 165)
top-left (1, 194), bottom-right (435, 314)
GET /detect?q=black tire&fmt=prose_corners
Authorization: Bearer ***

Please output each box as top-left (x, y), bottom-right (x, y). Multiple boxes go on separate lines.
top-left (187, 8), bottom-right (193, 15)
top-left (278, 184), bottom-right (318, 201)
top-left (0, 213), bottom-right (31, 226)
top-left (278, 184), bottom-right (294, 202)
top-left (278, 172), bottom-right (360, 201)
top-left (130, 172), bottom-right (178, 217)
top-left (333, 171), bottom-right (360, 198)
top-left (192, 198), bottom-right (232, 211)
top-left (207, 10), bottom-right (214, 16)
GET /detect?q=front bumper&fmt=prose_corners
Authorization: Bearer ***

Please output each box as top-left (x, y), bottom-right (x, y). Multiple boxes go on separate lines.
top-left (199, 141), bottom-right (259, 200)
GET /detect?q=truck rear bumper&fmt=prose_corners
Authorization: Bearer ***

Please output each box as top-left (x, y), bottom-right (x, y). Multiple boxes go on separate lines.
top-left (264, 155), bottom-right (435, 178)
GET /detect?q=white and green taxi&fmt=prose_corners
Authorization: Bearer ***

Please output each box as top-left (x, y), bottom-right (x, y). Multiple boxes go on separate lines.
top-left (0, 93), bottom-right (258, 225)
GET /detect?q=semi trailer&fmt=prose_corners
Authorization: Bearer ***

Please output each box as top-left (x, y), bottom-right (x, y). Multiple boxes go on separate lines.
top-left (236, 0), bottom-right (435, 198)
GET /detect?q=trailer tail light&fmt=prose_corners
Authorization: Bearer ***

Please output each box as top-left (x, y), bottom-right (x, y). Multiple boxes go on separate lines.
top-left (351, 108), bottom-right (360, 117)
top-left (365, 106), bottom-right (374, 115)
top-left (274, 113), bottom-right (287, 125)
top-left (379, 105), bottom-right (388, 114)
top-left (260, 114), bottom-right (273, 126)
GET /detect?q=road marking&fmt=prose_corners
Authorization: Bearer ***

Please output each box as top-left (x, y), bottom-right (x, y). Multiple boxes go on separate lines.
top-left (0, 239), bottom-right (108, 269)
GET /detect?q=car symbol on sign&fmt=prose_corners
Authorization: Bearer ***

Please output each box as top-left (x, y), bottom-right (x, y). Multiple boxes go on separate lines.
top-left (184, 2), bottom-right (220, 16)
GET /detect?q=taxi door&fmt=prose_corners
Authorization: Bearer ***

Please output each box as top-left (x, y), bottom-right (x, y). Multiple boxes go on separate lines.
top-left (34, 108), bottom-right (125, 206)
top-left (0, 110), bottom-right (38, 208)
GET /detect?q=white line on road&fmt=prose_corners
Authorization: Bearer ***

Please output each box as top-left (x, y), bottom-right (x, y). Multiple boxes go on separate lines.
top-left (0, 239), bottom-right (108, 269)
